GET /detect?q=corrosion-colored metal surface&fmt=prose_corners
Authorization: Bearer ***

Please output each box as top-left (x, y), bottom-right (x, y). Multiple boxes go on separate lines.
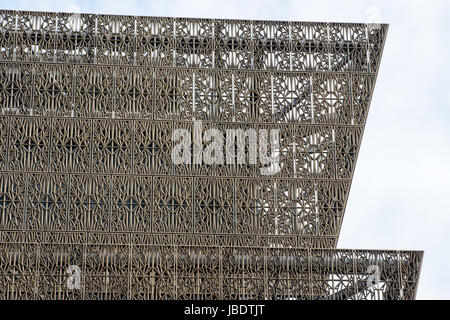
top-left (0, 10), bottom-right (422, 299)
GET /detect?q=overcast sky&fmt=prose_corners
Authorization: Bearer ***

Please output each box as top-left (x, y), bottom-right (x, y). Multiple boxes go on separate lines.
top-left (2, 0), bottom-right (449, 299)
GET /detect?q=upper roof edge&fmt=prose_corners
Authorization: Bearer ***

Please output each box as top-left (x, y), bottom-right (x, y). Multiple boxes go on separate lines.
top-left (0, 8), bottom-right (389, 28)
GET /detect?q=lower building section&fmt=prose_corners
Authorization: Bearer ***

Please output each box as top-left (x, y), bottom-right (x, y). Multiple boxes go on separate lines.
top-left (0, 231), bottom-right (423, 300)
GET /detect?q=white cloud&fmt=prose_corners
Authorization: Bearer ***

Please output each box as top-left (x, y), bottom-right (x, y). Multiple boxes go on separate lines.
top-left (2, 0), bottom-right (449, 299)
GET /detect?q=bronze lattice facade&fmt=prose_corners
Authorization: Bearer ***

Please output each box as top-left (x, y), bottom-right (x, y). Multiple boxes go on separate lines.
top-left (0, 10), bottom-right (422, 300)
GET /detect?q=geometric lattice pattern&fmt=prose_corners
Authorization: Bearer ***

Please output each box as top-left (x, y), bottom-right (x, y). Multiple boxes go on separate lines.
top-left (0, 10), bottom-right (422, 299)
top-left (0, 230), bottom-right (423, 300)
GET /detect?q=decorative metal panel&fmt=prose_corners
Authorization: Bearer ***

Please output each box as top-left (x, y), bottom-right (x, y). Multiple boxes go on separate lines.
top-left (0, 10), bottom-right (423, 300)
